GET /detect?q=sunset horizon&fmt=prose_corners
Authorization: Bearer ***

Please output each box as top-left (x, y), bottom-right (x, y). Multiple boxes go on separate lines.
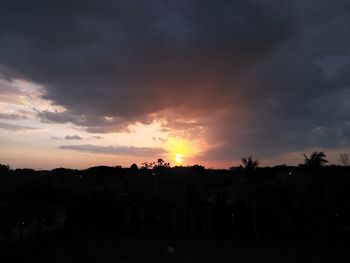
top-left (1, 1), bottom-right (350, 262)
top-left (1, 0), bottom-right (349, 169)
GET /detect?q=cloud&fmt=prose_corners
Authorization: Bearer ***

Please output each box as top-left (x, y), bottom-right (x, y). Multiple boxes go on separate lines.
top-left (59, 144), bottom-right (166, 156)
top-left (37, 110), bottom-right (151, 133)
top-left (0, 0), bottom-right (297, 121)
top-left (64, 135), bottom-right (83, 140)
top-left (50, 136), bottom-right (62, 140)
top-left (152, 137), bottom-right (166, 144)
top-left (0, 113), bottom-right (28, 120)
top-left (0, 122), bottom-right (37, 131)
top-left (91, 136), bottom-right (103, 139)
top-left (38, 111), bottom-right (81, 124)
top-left (0, 0), bottom-right (350, 162)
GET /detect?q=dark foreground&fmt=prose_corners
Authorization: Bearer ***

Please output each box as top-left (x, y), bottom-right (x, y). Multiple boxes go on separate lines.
top-left (2, 163), bottom-right (350, 262)
top-left (6, 233), bottom-right (350, 263)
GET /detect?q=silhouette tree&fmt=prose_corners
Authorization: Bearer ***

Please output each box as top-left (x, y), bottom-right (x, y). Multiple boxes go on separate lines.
top-left (154, 158), bottom-right (170, 168)
top-left (141, 162), bottom-right (153, 170)
top-left (130, 163), bottom-right (139, 170)
top-left (0, 163), bottom-right (10, 175)
top-left (240, 156), bottom-right (259, 240)
top-left (152, 159), bottom-right (170, 197)
top-left (241, 157), bottom-right (259, 173)
top-left (340, 153), bottom-right (349, 166)
top-left (303, 152), bottom-right (329, 240)
top-left (303, 151), bottom-right (328, 169)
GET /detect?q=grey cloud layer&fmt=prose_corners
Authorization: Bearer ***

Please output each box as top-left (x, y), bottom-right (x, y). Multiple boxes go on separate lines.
top-left (64, 135), bottom-right (83, 140)
top-left (59, 144), bottom-right (166, 156)
top-left (0, 122), bottom-right (37, 131)
top-left (1, 0), bottom-right (350, 160)
top-left (0, 113), bottom-right (28, 120)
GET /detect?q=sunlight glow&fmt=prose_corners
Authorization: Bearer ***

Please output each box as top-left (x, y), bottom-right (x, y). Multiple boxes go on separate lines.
top-left (175, 153), bottom-right (183, 164)
top-left (166, 137), bottom-right (192, 165)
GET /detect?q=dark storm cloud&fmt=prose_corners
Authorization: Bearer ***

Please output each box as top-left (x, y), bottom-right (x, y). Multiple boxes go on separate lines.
top-left (37, 110), bottom-right (153, 132)
top-left (59, 144), bottom-right (166, 156)
top-left (1, 0), bottom-right (350, 161)
top-left (38, 111), bottom-right (82, 124)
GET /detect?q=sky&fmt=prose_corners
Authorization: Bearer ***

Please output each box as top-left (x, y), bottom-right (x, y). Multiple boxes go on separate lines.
top-left (1, 0), bottom-right (350, 169)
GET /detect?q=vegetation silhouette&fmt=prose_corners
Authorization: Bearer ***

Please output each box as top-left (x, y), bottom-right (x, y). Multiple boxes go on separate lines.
top-left (240, 156), bottom-right (259, 240)
top-left (303, 151), bottom-right (328, 169)
top-left (340, 153), bottom-right (349, 166)
top-left (1, 152), bottom-right (350, 262)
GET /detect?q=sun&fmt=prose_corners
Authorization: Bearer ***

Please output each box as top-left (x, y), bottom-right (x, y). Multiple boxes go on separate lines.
top-left (166, 137), bottom-right (191, 165)
top-left (175, 153), bottom-right (183, 164)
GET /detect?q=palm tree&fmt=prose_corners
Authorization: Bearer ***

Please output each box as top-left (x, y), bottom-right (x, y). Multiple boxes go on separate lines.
top-left (240, 156), bottom-right (259, 240)
top-left (303, 151), bottom-right (328, 169)
top-left (241, 157), bottom-right (259, 174)
top-left (303, 151), bottom-right (329, 240)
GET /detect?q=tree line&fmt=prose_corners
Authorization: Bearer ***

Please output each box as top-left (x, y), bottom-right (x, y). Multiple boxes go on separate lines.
top-left (0, 151), bottom-right (350, 243)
